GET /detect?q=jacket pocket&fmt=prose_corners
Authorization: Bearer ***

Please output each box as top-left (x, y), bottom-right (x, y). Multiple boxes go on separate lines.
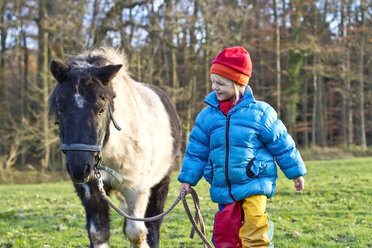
top-left (204, 160), bottom-right (214, 183)
top-left (210, 161), bottom-right (214, 182)
top-left (246, 157), bottom-right (257, 178)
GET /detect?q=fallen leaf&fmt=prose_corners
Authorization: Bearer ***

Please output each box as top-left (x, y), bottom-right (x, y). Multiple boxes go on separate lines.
top-left (292, 230), bottom-right (299, 238)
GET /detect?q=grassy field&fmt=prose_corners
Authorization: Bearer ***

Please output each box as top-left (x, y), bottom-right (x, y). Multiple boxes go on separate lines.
top-left (0, 157), bottom-right (371, 247)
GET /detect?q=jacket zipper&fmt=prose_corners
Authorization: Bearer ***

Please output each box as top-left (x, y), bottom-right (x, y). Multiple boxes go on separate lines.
top-left (225, 115), bottom-right (236, 201)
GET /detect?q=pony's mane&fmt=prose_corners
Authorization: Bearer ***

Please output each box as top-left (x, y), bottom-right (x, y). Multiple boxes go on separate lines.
top-left (68, 48), bottom-right (130, 75)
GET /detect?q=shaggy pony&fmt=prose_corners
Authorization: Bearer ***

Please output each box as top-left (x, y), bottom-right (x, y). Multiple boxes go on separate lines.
top-left (49, 48), bottom-right (181, 248)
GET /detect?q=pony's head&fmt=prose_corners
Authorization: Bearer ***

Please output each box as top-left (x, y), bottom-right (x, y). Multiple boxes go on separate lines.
top-left (49, 57), bottom-right (122, 183)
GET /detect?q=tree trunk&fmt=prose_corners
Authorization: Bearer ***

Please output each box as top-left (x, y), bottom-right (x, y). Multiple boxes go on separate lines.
top-left (22, 31), bottom-right (29, 168)
top-left (284, 0), bottom-right (303, 137)
top-left (185, 0), bottom-right (199, 145)
top-left (318, 75), bottom-right (326, 147)
top-left (164, 0), bottom-right (179, 106)
top-left (185, 73), bottom-right (196, 144)
top-left (144, 2), bottom-right (159, 85)
top-left (170, 47), bottom-right (179, 105)
top-left (340, 0), bottom-right (347, 147)
top-left (273, 0), bottom-right (281, 118)
top-left (340, 0), bottom-right (353, 148)
top-left (357, 0), bottom-right (366, 150)
top-left (311, 55), bottom-right (318, 147)
top-left (302, 58), bottom-right (308, 147)
top-left (346, 49), bottom-right (353, 147)
top-left (204, 10), bottom-right (211, 96)
top-left (38, 0), bottom-right (50, 173)
top-left (253, 0), bottom-right (264, 97)
top-left (88, 0), bottom-right (99, 47)
top-left (204, 41), bottom-right (211, 96)
top-left (0, 2), bottom-right (7, 158)
top-left (17, 24), bottom-right (25, 169)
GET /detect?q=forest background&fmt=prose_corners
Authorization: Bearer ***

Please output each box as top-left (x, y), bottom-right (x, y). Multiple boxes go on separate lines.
top-left (0, 0), bottom-right (371, 179)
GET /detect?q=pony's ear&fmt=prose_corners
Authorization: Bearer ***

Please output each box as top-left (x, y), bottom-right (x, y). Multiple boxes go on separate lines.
top-left (96, 64), bottom-right (123, 85)
top-left (50, 60), bottom-right (70, 83)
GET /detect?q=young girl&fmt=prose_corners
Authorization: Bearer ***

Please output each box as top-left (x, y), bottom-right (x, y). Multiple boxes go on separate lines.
top-left (178, 46), bottom-right (306, 248)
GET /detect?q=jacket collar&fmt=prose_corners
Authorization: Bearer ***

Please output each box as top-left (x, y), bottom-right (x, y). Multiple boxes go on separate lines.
top-left (204, 85), bottom-right (256, 111)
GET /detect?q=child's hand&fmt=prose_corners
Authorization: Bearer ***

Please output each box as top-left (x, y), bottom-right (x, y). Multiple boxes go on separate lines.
top-left (180, 182), bottom-right (192, 195)
top-left (293, 176), bottom-right (305, 191)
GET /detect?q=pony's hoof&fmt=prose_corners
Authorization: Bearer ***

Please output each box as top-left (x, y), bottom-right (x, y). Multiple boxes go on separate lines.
top-left (126, 222), bottom-right (148, 248)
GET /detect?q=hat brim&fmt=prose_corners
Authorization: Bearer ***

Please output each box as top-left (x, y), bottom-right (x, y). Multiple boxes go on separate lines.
top-left (210, 63), bottom-right (249, 86)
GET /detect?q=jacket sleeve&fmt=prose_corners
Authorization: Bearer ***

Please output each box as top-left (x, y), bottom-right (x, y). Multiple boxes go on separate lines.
top-left (259, 106), bottom-right (307, 179)
top-left (178, 111), bottom-right (210, 186)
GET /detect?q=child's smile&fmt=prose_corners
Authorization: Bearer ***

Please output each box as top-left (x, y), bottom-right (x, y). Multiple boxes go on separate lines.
top-left (212, 81), bottom-right (235, 102)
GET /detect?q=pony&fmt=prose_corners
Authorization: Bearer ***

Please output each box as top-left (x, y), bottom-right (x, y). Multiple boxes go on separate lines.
top-left (48, 48), bottom-right (181, 248)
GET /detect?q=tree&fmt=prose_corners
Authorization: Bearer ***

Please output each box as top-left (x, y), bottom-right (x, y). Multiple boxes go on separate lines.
top-left (0, 1), bottom-right (8, 159)
top-left (273, 0), bottom-right (281, 118)
top-left (1, 0), bottom-right (372, 174)
top-left (283, 0), bottom-right (304, 137)
top-left (36, 0), bottom-right (51, 172)
top-left (356, 0), bottom-right (367, 150)
top-left (340, 0), bottom-right (353, 148)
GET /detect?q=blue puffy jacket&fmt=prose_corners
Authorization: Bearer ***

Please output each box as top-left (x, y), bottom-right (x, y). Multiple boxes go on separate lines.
top-left (178, 86), bottom-right (307, 204)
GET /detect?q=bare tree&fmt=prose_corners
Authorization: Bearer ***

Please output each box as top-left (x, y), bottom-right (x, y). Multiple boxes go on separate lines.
top-left (273, 0), bottom-right (281, 118)
top-left (0, 1), bottom-right (8, 159)
top-left (357, 0), bottom-right (367, 150)
top-left (36, 0), bottom-right (51, 172)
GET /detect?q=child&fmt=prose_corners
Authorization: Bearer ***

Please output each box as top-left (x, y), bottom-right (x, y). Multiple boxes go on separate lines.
top-left (178, 46), bottom-right (307, 248)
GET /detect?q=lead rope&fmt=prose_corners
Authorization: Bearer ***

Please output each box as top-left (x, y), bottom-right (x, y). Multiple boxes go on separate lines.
top-left (96, 108), bottom-right (212, 247)
top-left (96, 177), bottom-right (213, 248)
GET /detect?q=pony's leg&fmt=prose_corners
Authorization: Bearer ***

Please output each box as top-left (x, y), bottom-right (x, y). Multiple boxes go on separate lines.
top-left (145, 173), bottom-right (171, 248)
top-left (75, 181), bottom-right (111, 248)
top-left (120, 188), bottom-right (151, 248)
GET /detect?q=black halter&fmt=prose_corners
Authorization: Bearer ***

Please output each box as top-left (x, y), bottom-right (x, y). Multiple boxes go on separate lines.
top-left (59, 105), bottom-right (124, 183)
top-left (60, 105), bottom-right (121, 154)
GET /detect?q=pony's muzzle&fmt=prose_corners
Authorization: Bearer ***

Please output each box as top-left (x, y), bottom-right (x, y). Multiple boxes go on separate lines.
top-left (65, 151), bottom-right (95, 183)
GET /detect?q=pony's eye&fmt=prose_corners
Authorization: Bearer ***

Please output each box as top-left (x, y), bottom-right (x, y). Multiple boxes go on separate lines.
top-left (98, 108), bottom-right (105, 115)
top-left (100, 96), bottom-right (106, 101)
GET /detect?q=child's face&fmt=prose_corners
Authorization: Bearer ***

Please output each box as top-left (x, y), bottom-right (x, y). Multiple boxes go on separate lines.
top-left (212, 80), bottom-right (235, 102)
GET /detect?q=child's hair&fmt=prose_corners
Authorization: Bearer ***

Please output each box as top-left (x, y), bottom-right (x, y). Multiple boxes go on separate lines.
top-left (210, 73), bottom-right (247, 105)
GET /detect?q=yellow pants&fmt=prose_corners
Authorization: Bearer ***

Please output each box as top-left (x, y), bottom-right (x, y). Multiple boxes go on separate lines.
top-left (239, 195), bottom-right (274, 248)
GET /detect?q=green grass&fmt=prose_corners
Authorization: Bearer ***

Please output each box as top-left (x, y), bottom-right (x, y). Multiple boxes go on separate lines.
top-left (1, 157), bottom-right (372, 247)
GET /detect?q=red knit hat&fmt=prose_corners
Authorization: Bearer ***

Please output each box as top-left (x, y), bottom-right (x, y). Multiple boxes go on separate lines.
top-left (210, 46), bottom-right (252, 86)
